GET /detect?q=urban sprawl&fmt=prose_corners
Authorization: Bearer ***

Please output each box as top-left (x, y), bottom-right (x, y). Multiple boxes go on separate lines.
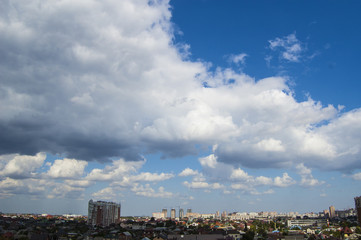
top-left (1, 196), bottom-right (361, 240)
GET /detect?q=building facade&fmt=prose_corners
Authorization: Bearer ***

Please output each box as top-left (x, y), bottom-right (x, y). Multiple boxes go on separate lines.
top-left (329, 205), bottom-right (336, 219)
top-left (335, 208), bottom-right (356, 218)
top-left (355, 196), bottom-right (361, 226)
top-left (171, 208), bottom-right (176, 219)
top-left (88, 200), bottom-right (121, 226)
top-left (323, 209), bottom-right (330, 218)
top-left (287, 219), bottom-right (328, 228)
top-left (162, 209), bottom-right (168, 218)
top-left (152, 212), bottom-right (164, 219)
top-left (179, 208), bottom-right (184, 219)
top-left (221, 211), bottom-right (228, 219)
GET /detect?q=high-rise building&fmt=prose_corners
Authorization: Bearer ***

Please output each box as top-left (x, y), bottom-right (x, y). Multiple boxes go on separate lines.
top-left (355, 196), bottom-right (361, 226)
top-left (88, 200), bottom-right (121, 226)
top-left (329, 205), bottom-right (335, 219)
top-left (323, 209), bottom-right (330, 218)
top-left (152, 212), bottom-right (164, 219)
top-left (221, 211), bottom-right (227, 219)
top-left (162, 208), bottom-right (168, 218)
top-left (187, 208), bottom-right (192, 214)
top-left (179, 209), bottom-right (184, 219)
top-left (216, 211), bottom-right (220, 219)
top-left (171, 208), bottom-right (176, 219)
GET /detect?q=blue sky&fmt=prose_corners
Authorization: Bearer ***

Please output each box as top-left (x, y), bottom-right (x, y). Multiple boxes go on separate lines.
top-left (0, 0), bottom-right (361, 216)
top-left (171, 0), bottom-right (361, 109)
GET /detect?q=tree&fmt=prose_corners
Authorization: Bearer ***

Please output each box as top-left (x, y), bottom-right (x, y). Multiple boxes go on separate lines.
top-left (244, 230), bottom-right (255, 240)
top-left (332, 230), bottom-right (341, 238)
top-left (258, 228), bottom-right (268, 240)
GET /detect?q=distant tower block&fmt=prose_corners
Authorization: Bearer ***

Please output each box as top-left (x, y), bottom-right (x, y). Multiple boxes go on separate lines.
top-left (221, 211), bottom-right (227, 219)
top-left (179, 209), bottom-right (184, 219)
top-left (162, 208), bottom-right (168, 218)
top-left (329, 205), bottom-right (336, 218)
top-left (187, 208), bottom-right (192, 214)
top-left (323, 209), bottom-right (330, 218)
top-left (171, 208), bottom-right (176, 219)
top-left (355, 196), bottom-right (361, 226)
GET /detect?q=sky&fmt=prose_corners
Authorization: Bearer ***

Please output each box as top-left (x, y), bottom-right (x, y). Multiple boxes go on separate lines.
top-left (1, 0), bottom-right (361, 216)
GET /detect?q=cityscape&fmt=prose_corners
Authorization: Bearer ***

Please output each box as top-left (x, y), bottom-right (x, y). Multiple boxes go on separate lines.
top-left (2, 0), bottom-right (361, 240)
top-left (0, 196), bottom-right (361, 239)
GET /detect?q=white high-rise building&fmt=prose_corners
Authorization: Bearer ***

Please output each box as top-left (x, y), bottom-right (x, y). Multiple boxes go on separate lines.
top-left (152, 212), bottom-right (164, 219)
top-left (88, 200), bottom-right (121, 226)
top-left (171, 208), bottom-right (176, 219)
top-left (162, 208), bottom-right (168, 218)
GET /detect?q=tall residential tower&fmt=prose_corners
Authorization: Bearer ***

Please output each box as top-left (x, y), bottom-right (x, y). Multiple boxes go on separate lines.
top-left (355, 196), bottom-right (361, 226)
top-left (329, 205), bottom-right (336, 219)
top-left (171, 208), bottom-right (176, 219)
top-left (88, 200), bottom-right (121, 226)
top-left (179, 209), bottom-right (184, 219)
top-left (162, 208), bottom-right (168, 218)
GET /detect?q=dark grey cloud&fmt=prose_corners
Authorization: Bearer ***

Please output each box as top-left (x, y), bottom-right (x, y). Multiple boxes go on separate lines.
top-left (0, 0), bottom-right (174, 162)
top-left (1, 0), bottom-right (361, 173)
top-left (142, 139), bottom-right (199, 159)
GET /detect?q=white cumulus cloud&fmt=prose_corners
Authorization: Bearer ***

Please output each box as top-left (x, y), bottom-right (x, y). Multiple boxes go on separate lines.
top-left (92, 187), bottom-right (118, 201)
top-left (229, 53), bottom-right (248, 65)
top-left (351, 172), bottom-right (361, 180)
top-left (296, 163), bottom-right (324, 187)
top-left (269, 33), bottom-right (303, 62)
top-left (0, 153), bottom-right (46, 179)
top-left (46, 158), bottom-right (88, 179)
top-left (0, 0), bottom-right (360, 180)
top-left (274, 173), bottom-right (296, 187)
top-left (86, 159), bottom-right (144, 181)
top-left (131, 184), bottom-right (174, 198)
top-left (179, 168), bottom-right (200, 177)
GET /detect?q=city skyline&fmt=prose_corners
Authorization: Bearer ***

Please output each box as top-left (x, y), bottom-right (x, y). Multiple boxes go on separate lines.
top-left (1, 0), bottom-right (361, 216)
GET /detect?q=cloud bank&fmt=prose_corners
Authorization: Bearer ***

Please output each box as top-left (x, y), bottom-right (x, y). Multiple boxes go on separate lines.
top-left (0, 153), bottom-right (175, 200)
top-left (1, 0), bottom-right (361, 176)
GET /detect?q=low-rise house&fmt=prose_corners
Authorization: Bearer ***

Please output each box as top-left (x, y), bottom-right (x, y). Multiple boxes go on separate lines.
top-left (132, 224), bottom-right (145, 230)
top-left (306, 228), bottom-right (316, 234)
top-left (120, 231), bottom-right (132, 240)
top-left (227, 229), bottom-right (243, 240)
top-left (168, 234), bottom-right (225, 240)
